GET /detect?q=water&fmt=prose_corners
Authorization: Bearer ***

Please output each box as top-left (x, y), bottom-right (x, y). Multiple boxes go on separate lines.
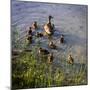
top-left (11, 0), bottom-right (88, 64)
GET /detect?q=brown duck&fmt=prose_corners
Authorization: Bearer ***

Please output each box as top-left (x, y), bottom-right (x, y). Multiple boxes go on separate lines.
top-left (27, 35), bottom-right (32, 44)
top-left (48, 53), bottom-right (54, 63)
top-left (67, 54), bottom-right (74, 64)
top-left (38, 47), bottom-right (49, 55)
top-left (32, 21), bottom-right (38, 29)
top-left (48, 41), bottom-right (57, 49)
top-left (36, 32), bottom-right (43, 37)
top-left (44, 15), bottom-right (54, 35)
top-left (28, 27), bottom-right (32, 35)
top-left (60, 34), bottom-right (64, 43)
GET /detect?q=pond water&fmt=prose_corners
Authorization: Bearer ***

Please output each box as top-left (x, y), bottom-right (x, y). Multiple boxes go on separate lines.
top-left (11, 0), bottom-right (88, 65)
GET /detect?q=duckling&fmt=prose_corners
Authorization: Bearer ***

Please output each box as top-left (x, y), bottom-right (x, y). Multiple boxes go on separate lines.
top-left (67, 54), bottom-right (74, 64)
top-left (60, 34), bottom-right (64, 43)
top-left (32, 21), bottom-right (38, 29)
top-left (44, 15), bottom-right (54, 35)
top-left (28, 27), bottom-right (32, 35)
top-left (27, 35), bottom-right (32, 44)
top-left (48, 41), bottom-right (57, 49)
top-left (38, 47), bottom-right (49, 55)
top-left (36, 32), bottom-right (43, 37)
top-left (48, 53), bottom-right (54, 63)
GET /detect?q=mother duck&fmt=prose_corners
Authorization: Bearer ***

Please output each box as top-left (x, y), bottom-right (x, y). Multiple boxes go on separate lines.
top-left (44, 15), bottom-right (54, 35)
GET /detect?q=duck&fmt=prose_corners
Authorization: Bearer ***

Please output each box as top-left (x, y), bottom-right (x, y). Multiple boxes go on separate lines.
top-left (48, 53), bottom-right (54, 63)
top-left (60, 34), bottom-right (64, 43)
top-left (48, 41), bottom-right (57, 49)
top-left (67, 54), bottom-right (74, 64)
top-left (36, 32), bottom-right (43, 37)
top-left (27, 35), bottom-right (32, 44)
top-left (38, 47), bottom-right (49, 55)
top-left (44, 15), bottom-right (54, 35)
top-left (28, 27), bottom-right (32, 35)
top-left (32, 21), bottom-right (38, 29)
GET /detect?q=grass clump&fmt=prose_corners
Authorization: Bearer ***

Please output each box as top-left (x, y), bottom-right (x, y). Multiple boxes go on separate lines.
top-left (12, 49), bottom-right (65, 89)
top-left (12, 49), bottom-right (87, 89)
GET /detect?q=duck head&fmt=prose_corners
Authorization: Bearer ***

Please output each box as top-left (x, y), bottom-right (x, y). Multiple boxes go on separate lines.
top-left (69, 54), bottom-right (71, 57)
top-left (29, 27), bottom-right (32, 30)
top-left (48, 15), bottom-right (53, 22)
top-left (49, 15), bottom-right (53, 19)
top-left (39, 47), bottom-right (42, 51)
top-left (32, 21), bottom-right (38, 29)
top-left (49, 41), bottom-right (53, 45)
top-left (34, 21), bottom-right (37, 25)
top-left (61, 34), bottom-right (64, 38)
